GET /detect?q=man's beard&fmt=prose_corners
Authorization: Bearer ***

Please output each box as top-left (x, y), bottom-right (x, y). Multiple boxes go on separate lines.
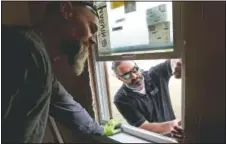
top-left (71, 43), bottom-right (89, 76)
top-left (60, 40), bottom-right (89, 76)
top-left (127, 75), bottom-right (143, 88)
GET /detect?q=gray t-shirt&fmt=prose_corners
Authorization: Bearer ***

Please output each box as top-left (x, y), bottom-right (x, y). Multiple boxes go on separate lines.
top-left (2, 25), bottom-right (103, 143)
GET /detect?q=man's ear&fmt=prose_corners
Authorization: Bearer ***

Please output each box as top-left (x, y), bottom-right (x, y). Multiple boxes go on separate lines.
top-left (117, 76), bottom-right (123, 81)
top-left (115, 74), bottom-right (120, 80)
top-left (60, 1), bottom-right (73, 20)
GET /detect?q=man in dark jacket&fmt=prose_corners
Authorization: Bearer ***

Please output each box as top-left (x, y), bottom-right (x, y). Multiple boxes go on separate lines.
top-left (2, 1), bottom-right (120, 143)
top-left (112, 60), bottom-right (184, 142)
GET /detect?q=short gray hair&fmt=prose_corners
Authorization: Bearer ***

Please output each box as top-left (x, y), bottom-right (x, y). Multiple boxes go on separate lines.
top-left (111, 60), bottom-right (136, 74)
top-left (111, 61), bottom-right (123, 73)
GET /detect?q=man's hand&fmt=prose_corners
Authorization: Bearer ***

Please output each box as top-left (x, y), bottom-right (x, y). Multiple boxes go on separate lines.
top-left (103, 119), bottom-right (121, 136)
top-left (170, 120), bottom-right (185, 143)
top-left (171, 59), bottom-right (182, 79)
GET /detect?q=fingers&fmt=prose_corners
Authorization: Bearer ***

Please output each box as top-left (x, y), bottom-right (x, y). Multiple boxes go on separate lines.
top-left (173, 125), bottom-right (183, 133)
top-left (171, 126), bottom-right (185, 142)
top-left (108, 120), bottom-right (117, 125)
top-left (110, 119), bottom-right (121, 127)
top-left (178, 120), bottom-right (182, 126)
top-left (171, 132), bottom-right (183, 139)
top-left (170, 120), bottom-right (185, 143)
top-left (114, 123), bottom-right (121, 129)
top-left (172, 119), bottom-right (180, 126)
top-left (171, 130), bottom-right (185, 143)
top-left (171, 129), bottom-right (184, 136)
top-left (115, 121), bottom-right (121, 126)
top-left (176, 60), bottom-right (182, 66)
top-left (113, 129), bottom-right (121, 135)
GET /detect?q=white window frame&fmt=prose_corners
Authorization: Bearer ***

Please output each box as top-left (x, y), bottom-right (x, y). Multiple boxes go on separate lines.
top-left (92, 48), bottom-right (111, 124)
top-left (95, 2), bottom-right (184, 61)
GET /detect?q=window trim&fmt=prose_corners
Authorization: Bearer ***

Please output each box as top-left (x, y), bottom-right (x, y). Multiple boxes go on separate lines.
top-left (92, 54), bottom-right (111, 123)
top-left (95, 2), bottom-right (184, 61)
top-left (103, 62), bottom-right (113, 119)
top-left (87, 45), bottom-right (102, 123)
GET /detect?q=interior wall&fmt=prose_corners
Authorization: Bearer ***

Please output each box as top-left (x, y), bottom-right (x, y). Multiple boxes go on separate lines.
top-left (27, 1), bottom-right (48, 25)
top-left (184, 2), bottom-right (225, 143)
top-left (1, 1), bottom-right (30, 25)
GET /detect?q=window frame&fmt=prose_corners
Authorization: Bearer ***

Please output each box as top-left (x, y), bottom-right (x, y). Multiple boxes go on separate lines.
top-left (91, 2), bottom-right (185, 143)
top-left (91, 47), bottom-right (112, 124)
top-left (95, 2), bottom-right (184, 61)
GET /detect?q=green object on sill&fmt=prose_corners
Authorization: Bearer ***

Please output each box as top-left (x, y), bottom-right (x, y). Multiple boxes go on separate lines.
top-left (103, 119), bottom-right (121, 136)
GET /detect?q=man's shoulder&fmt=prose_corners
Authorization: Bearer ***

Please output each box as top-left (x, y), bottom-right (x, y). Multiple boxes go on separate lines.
top-left (2, 25), bottom-right (51, 77)
top-left (3, 25), bottom-right (49, 61)
top-left (144, 66), bottom-right (162, 80)
top-left (143, 70), bottom-right (156, 81)
top-left (2, 25), bottom-right (43, 49)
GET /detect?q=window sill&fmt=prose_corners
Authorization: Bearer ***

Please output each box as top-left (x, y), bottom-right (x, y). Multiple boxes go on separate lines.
top-left (92, 124), bottom-right (177, 143)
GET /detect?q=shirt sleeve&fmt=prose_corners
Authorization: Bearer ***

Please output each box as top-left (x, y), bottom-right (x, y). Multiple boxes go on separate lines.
top-left (49, 78), bottom-right (104, 135)
top-left (114, 100), bottom-right (146, 127)
top-left (150, 60), bottom-right (173, 82)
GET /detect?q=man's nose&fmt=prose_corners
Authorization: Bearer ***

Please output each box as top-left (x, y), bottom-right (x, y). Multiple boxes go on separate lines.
top-left (87, 29), bottom-right (97, 46)
top-left (130, 73), bottom-right (137, 80)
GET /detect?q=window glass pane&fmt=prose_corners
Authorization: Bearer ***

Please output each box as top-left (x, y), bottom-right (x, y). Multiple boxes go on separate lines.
top-left (96, 2), bottom-right (174, 56)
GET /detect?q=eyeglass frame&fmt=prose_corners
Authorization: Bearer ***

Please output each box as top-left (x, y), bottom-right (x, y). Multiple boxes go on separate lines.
top-left (118, 64), bottom-right (140, 80)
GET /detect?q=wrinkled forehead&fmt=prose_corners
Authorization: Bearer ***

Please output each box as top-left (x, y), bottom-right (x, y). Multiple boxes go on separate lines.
top-left (117, 61), bottom-right (136, 74)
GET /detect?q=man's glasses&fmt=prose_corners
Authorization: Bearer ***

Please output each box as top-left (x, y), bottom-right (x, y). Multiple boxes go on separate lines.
top-left (120, 66), bottom-right (139, 80)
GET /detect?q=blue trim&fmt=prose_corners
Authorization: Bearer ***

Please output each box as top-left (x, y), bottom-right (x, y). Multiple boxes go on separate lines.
top-left (106, 42), bottom-right (174, 54)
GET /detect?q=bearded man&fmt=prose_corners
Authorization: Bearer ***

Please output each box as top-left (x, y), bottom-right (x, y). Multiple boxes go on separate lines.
top-left (2, 2), bottom-right (120, 143)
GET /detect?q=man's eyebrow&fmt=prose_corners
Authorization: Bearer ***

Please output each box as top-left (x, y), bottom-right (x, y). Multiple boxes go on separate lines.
top-left (122, 66), bottom-right (136, 75)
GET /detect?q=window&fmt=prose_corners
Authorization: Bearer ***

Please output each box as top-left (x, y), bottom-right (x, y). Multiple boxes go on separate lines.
top-left (95, 1), bottom-right (184, 61)
top-left (91, 1), bottom-right (184, 143)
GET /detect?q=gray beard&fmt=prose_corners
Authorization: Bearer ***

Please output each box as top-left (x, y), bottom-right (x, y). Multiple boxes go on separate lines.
top-left (72, 45), bottom-right (89, 76)
top-left (126, 76), bottom-right (144, 90)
